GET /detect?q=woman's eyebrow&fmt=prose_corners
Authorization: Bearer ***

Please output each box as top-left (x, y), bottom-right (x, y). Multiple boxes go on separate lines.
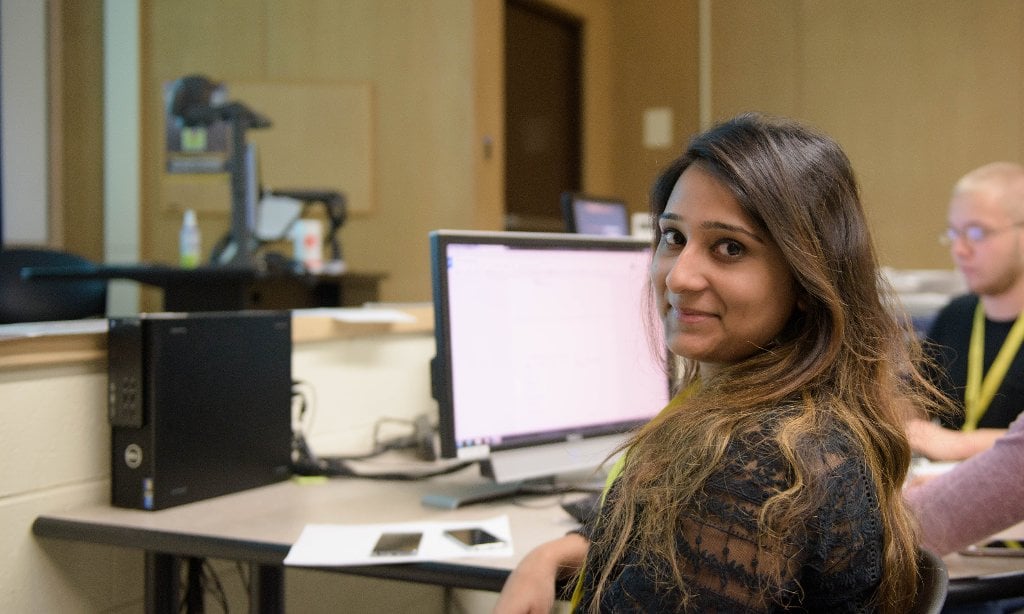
top-left (701, 220), bottom-right (765, 243)
top-left (660, 212), bottom-right (764, 244)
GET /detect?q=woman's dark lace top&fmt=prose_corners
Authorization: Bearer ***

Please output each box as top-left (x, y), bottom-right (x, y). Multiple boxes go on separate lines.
top-left (574, 420), bottom-right (884, 613)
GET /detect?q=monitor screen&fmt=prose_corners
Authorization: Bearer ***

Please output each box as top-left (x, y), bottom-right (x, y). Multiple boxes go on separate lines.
top-left (429, 230), bottom-right (669, 485)
top-left (561, 192), bottom-right (630, 236)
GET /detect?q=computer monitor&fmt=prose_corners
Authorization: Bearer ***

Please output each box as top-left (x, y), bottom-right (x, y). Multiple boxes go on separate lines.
top-left (561, 192), bottom-right (630, 236)
top-left (428, 230), bottom-right (669, 504)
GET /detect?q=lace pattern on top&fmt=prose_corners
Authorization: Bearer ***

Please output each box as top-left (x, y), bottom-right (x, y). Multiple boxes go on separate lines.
top-left (575, 421), bottom-right (883, 613)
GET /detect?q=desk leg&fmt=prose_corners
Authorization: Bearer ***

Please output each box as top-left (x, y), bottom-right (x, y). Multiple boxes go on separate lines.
top-left (249, 564), bottom-right (284, 614)
top-left (145, 552), bottom-right (179, 614)
top-left (185, 557), bottom-right (205, 613)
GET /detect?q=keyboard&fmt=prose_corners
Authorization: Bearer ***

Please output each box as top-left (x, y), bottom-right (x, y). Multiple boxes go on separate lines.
top-left (560, 493), bottom-right (602, 524)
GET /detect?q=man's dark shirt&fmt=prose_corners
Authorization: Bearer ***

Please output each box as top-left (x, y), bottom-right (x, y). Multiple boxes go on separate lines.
top-left (925, 294), bottom-right (1024, 429)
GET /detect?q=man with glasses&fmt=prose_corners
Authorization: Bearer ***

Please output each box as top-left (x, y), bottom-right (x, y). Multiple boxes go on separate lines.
top-left (908, 162), bottom-right (1024, 461)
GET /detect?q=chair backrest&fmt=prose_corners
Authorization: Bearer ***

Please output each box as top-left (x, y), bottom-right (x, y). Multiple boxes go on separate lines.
top-left (910, 547), bottom-right (948, 614)
top-left (0, 248), bottom-right (107, 324)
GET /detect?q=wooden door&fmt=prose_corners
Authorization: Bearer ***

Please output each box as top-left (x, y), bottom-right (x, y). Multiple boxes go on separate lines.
top-left (504, 0), bottom-right (582, 232)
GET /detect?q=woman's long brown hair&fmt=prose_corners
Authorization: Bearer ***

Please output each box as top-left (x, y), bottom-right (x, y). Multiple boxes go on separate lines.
top-left (583, 114), bottom-right (946, 612)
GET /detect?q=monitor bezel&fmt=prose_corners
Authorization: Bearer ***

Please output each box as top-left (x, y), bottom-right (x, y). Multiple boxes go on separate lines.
top-left (429, 229), bottom-right (666, 465)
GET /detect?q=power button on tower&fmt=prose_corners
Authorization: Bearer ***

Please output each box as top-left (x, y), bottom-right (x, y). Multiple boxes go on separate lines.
top-left (124, 444), bottom-right (143, 469)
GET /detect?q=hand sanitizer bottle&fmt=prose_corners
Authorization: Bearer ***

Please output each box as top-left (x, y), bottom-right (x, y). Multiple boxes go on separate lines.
top-left (179, 209), bottom-right (201, 268)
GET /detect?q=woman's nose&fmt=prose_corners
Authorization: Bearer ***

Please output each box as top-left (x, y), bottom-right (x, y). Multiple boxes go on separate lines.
top-left (664, 248), bottom-right (708, 293)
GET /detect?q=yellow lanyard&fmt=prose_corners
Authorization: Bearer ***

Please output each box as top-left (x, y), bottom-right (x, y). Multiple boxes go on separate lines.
top-left (569, 383), bottom-right (696, 608)
top-left (964, 302), bottom-right (1024, 431)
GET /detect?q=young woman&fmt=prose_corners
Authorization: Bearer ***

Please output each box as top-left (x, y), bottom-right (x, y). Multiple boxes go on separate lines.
top-left (495, 114), bottom-right (942, 613)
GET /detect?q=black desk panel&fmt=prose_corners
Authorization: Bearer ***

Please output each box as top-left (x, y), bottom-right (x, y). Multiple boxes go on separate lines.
top-left (22, 264), bottom-right (384, 311)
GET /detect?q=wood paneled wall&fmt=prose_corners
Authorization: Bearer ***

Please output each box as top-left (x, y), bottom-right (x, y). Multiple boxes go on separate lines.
top-left (709, 0), bottom-right (1024, 270)
top-left (140, 0), bottom-right (499, 303)
top-left (607, 0), bottom-right (700, 220)
top-left (51, 1), bottom-right (104, 261)
top-left (53, 0), bottom-right (1024, 307)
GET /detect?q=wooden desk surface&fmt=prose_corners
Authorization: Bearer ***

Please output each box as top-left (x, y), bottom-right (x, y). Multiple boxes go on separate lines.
top-left (32, 465), bottom-right (581, 591)
top-left (943, 520), bottom-right (1024, 579)
top-left (32, 465), bottom-right (1024, 593)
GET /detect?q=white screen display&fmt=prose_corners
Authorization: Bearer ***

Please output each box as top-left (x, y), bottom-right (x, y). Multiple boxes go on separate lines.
top-left (434, 232), bottom-right (669, 459)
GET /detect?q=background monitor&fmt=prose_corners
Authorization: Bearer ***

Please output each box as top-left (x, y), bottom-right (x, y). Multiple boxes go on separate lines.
top-left (429, 230), bottom-right (669, 494)
top-left (561, 192), bottom-right (630, 236)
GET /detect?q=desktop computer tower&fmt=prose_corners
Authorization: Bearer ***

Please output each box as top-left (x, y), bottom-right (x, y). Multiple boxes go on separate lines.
top-left (108, 311), bottom-right (293, 510)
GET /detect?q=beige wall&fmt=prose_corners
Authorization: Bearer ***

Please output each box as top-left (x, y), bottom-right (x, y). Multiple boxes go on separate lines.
top-left (2, 325), bottom-right (450, 612)
top-left (136, 0), bottom-right (644, 304)
top-left (50, 1), bottom-right (105, 261)
top-left (609, 0), bottom-right (700, 218)
top-left (141, 0), bottom-right (496, 305)
top-left (709, 0), bottom-right (1024, 270)
top-left (51, 0), bottom-right (1024, 307)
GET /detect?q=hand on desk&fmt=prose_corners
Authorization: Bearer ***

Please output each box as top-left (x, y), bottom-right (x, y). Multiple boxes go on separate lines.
top-left (493, 533), bottom-right (588, 614)
top-left (904, 473), bottom-right (936, 490)
top-left (906, 418), bottom-right (1006, 461)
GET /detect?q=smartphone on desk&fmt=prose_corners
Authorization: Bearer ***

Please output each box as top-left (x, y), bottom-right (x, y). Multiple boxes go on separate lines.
top-left (444, 527), bottom-right (506, 551)
top-left (960, 539), bottom-right (1024, 557)
top-left (371, 531), bottom-right (423, 557)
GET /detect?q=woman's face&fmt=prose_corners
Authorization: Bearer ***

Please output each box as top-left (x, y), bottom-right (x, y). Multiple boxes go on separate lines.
top-left (652, 164), bottom-right (799, 375)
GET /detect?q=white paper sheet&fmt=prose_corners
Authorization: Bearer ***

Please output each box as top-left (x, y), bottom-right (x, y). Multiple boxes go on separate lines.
top-left (283, 514), bottom-right (513, 567)
top-left (0, 319), bottom-right (108, 340)
top-left (909, 457), bottom-right (959, 479)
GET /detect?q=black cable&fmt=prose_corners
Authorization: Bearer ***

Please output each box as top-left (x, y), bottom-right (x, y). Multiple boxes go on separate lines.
top-left (235, 562), bottom-right (250, 612)
top-left (313, 417), bottom-right (426, 462)
top-left (291, 437), bottom-right (475, 480)
top-left (289, 380), bottom-right (460, 479)
top-left (202, 560), bottom-right (230, 612)
top-left (321, 458), bottom-right (475, 481)
top-left (291, 379), bottom-right (316, 436)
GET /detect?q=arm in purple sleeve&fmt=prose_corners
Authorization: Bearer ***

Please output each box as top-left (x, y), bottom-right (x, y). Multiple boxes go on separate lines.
top-left (905, 414), bottom-right (1024, 555)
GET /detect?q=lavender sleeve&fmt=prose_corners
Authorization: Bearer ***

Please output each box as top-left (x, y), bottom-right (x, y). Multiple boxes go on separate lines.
top-left (905, 414), bottom-right (1024, 555)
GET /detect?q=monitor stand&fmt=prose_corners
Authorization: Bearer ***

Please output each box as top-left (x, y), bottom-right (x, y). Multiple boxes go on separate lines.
top-left (421, 437), bottom-right (622, 509)
top-left (420, 480), bottom-right (525, 510)
top-left (420, 455), bottom-right (613, 510)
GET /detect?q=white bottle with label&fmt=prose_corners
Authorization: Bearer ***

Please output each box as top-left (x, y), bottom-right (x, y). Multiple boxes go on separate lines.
top-left (179, 209), bottom-right (201, 268)
top-left (292, 218), bottom-right (323, 272)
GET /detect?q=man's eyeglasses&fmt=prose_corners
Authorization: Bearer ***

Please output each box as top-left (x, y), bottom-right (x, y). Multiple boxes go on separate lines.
top-left (939, 222), bottom-right (1024, 247)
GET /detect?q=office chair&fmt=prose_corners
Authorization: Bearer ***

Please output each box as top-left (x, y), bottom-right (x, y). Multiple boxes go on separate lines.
top-left (945, 567), bottom-right (1024, 607)
top-left (0, 247), bottom-right (107, 324)
top-left (910, 547), bottom-right (949, 614)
